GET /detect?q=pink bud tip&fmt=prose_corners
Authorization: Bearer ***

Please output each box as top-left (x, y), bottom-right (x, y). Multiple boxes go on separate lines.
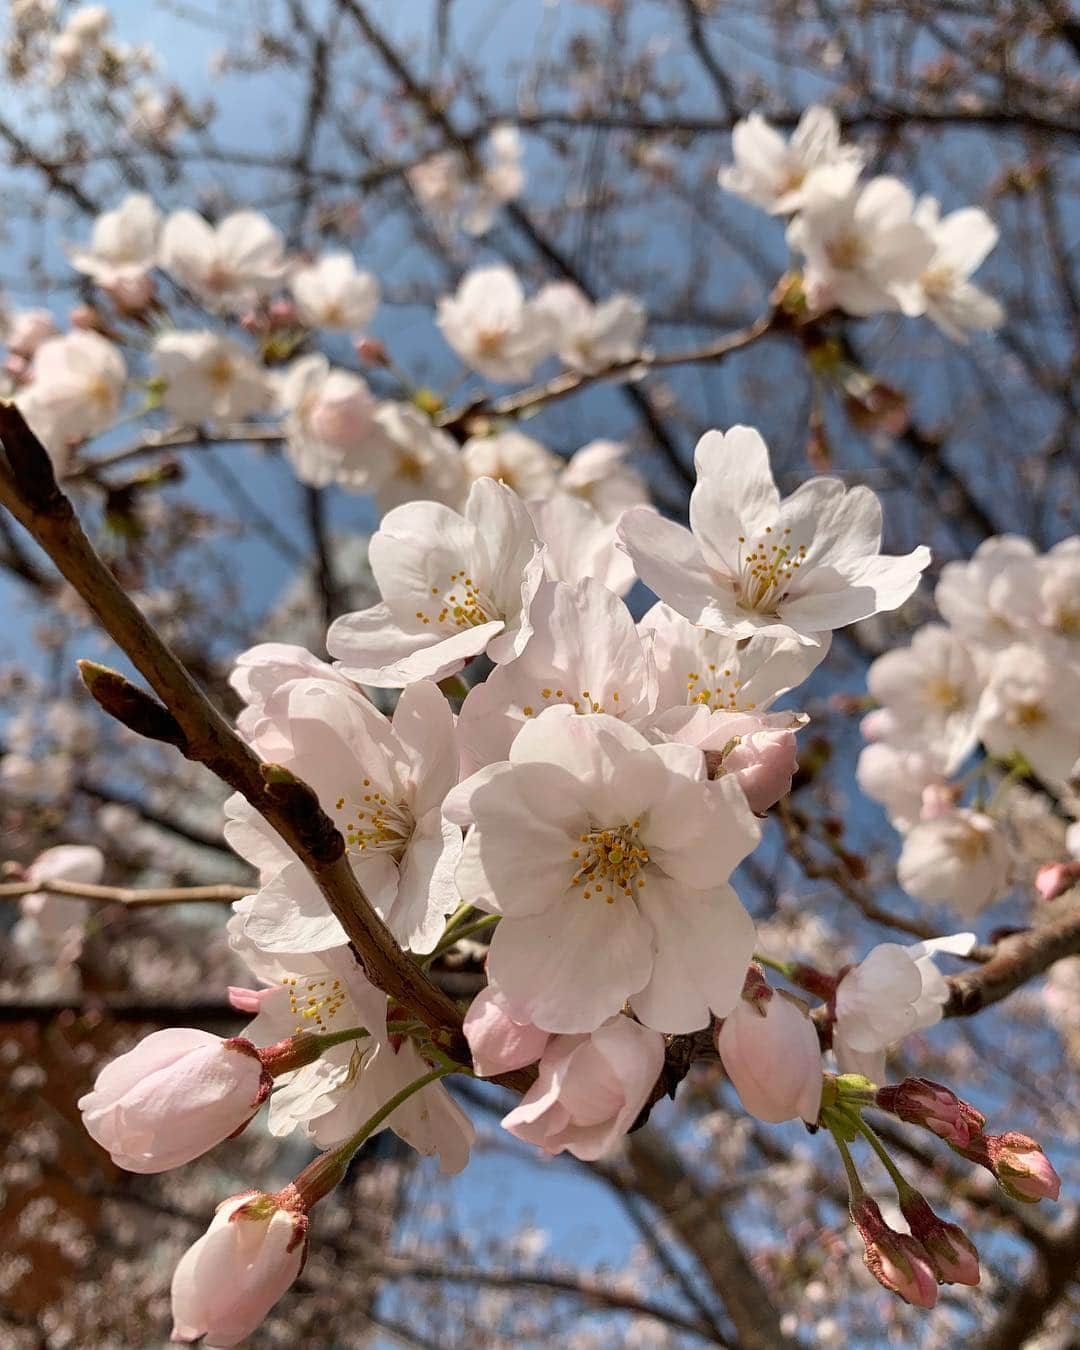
top-left (988, 1133), bottom-right (1061, 1202)
top-left (353, 335), bottom-right (389, 367)
top-left (851, 1196), bottom-right (939, 1309)
top-left (1035, 861), bottom-right (1080, 903)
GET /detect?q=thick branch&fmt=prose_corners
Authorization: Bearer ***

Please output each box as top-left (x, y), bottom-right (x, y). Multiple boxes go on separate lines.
top-left (944, 908), bottom-right (1080, 1018)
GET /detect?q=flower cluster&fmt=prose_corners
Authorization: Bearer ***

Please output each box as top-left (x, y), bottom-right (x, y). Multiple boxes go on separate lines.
top-left (859, 535), bottom-right (1080, 917)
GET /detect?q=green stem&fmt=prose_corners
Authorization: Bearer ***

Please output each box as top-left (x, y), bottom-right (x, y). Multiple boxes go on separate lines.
top-left (825, 1116), bottom-right (865, 1202)
top-left (850, 1111), bottom-right (915, 1200)
top-left (754, 952), bottom-right (796, 980)
top-left (430, 912), bottom-right (499, 958)
top-left (313, 1024), bottom-right (369, 1052)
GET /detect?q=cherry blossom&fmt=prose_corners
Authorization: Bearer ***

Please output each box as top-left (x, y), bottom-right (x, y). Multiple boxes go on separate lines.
top-left (408, 125), bottom-right (524, 236)
top-left (531, 492), bottom-right (639, 597)
top-left (500, 1014), bottom-right (665, 1160)
top-left (327, 477), bottom-right (545, 686)
top-left (653, 704), bottom-right (803, 814)
top-left (463, 985), bottom-right (552, 1078)
top-left (154, 331), bottom-right (270, 424)
top-left (436, 264), bottom-right (557, 381)
top-left (934, 535), bottom-right (1035, 651)
top-left (787, 170), bottom-right (935, 317)
top-left (558, 439), bottom-right (650, 521)
top-left (276, 353), bottom-right (387, 490)
top-left (719, 105), bottom-right (864, 214)
top-left (18, 330), bottom-right (126, 462)
top-left (159, 208), bottom-right (287, 311)
top-left (897, 809), bottom-right (1010, 916)
top-left (987, 537), bottom-right (1080, 653)
top-left (446, 706), bottom-right (760, 1034)
top-left (618, 426), bottom-right (929, 645)
top-left (170, 1192), bottom-right (306, 1348)
top-left (4, 308), bottom-right (57, 358)
top-left (67, 191), bottom-right (161, 290)
top-left (13, 843), bottom-right (103, 966)
top-left (856, 740), bottom-right (951, 833)
top-left (716, 986), bottom-right (822, 1124)
top-left (369, 401), bottom-right (467, 512)
top-left (913, 198), bottom-right (1004, 341)
top-left (534, 281), bottom-right (647, 373)
top-left (974, 642), bottom-right (1080, 791)
top-left (461, 429), bottom-right (560, 498)
top-left (289, 251), bottom-right (380, 330)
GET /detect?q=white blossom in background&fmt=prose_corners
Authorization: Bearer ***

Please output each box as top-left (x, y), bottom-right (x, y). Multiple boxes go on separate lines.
top-left (531, 492), bottom-right (638, 597)
top-left (619, 425), bottom-right (929, 645)
top-left (974, 643), bottom-right (1080, 792)
top-left (913, 198), bottom-right (1004, 341)
top-left (461, 429), bottom-right (560, 498)
top-left (534, 281), bottom-right (647, 373)
top-left (370, 401), bottom-right (467, 512)
top-left (856, 740), bottom-right (951, 834)
top-left (277, 353), bottom-right (387, 490)
top-left (4, 308), bottom-right (58, 359)
top-left (67, 192), bottom-right (161, 295)
top-left (154, 331), bottom-right (270, 424)
top-left (409, 125), bottom-right (524, 236)
top-left (18, 330), bottom-right (126, 463)
top-left (445, 706), bottom-right (760, 1035)
top-left (327, 477), bottom-right (545, 686)
top-left (159, 209), bottom-right (287, 311)
top-left (866, 624), bottom-right (985, 775)
top-left (897, 808), bottom-right (1010, 916)
top-left (719, 105), bottom-right (864, 214)
top-left (436, 265), bottom-right (557, 381)
top-left (787, 171), bottom-right (935, 317)
top-left (559, 439), bottom-right (650, 520)
top-left (13, 843), bottom-right (103, 967)
top-left (988, 537), bottom-right (1080, 653)
top-left (833, 934), bottom-right (977, 1083)
top-left (289, 252), bottom-right (380, 331)
top-left (934, 535), bottom-right (1035, 651)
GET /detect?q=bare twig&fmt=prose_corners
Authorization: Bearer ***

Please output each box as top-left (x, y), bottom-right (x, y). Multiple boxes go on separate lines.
top-left (0, 877), bottom-right (248, 906)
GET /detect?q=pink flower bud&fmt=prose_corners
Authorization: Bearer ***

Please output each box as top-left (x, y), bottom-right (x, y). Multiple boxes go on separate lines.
top-left (170, 1191), bottom-right (307, 1347)
top-left (69, 303), bottom-right (105, 332)
top-left (268, 298), bottom-right (299, 325)
top-left (353, 335), bottom-right (389, 367)
top-left (6, 308), bottom-right (57, 357)
top-left (716, 988), bottom-right (822, 1125)
top-left (1035, 860), bottom-right (1080, 903)
top-left (4, 353), bottom-right (30, 384)
top-left (719, 726), bottom-right (799, 813)
top-left (103, 273), bottom-right (156, 314)
top-left (859, 708), bottom-right (896, 742)
top-left (874, 1078), bottom-right (984, 1148)
top-left (851, 1196), bottom-right (939, 1309)
top-left (987, 1132), bottom-right (1061, 1202)
top-left (463, 985), bottom-right (551, 1077)
top-left (899, 1192), bottom-right (980, 1286)
top-left (919, 784), bottom-right (958, 820)
top-left (78, 1028), bottom-right (271, 1173)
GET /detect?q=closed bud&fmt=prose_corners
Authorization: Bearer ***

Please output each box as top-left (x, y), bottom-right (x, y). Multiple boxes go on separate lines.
top-left (1034, 860), bottom-right (1080, 903)
top-left (716, 986), bottom-right (823, 1125)
top-left (850, 1195), bottom-right (939, 1309)
top-left (987, 1132), bottom-right (1061, 1203)
top-left (874, 1077), bottom-right (984, 1147)
top-left (170, 1191), bottom-right (307, 1347)
top-left (899, 1192), bottom-right (980, 1286)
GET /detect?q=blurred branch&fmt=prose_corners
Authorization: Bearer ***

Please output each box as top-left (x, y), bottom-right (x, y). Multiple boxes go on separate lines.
top-left (944, 907), bottom-right (1080, 1017)
top-left (0, 877), bottom-right (247, 906)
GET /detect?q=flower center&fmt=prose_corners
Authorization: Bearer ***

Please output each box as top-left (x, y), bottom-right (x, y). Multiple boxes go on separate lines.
top-left (336, 779), bottom-right (414, 861)
top-left (413, 569), bottom-right (499, 630)
top-left (1012, 700), bottom-right (1047, 728)
top-left (925, 677), bottom-right (965, 712)
top-left (569, 822), bottom-right (649, 904)
top-left (921, 264), bottom-right (955, 298)
top-left (826, 232), bottom-right (865, 271)
top-left (520, 685), bottom-right (621, 719)
top-left (206, 355), bottom-right (235, 389)
top-left (281, 973), bottom-right (349, 1035)
top-left (475, 326), bottom-right (507, 356)
top-left (735, 527), bottom-right (807, 615)
top-left (685, 664), bottom-right (753, 711)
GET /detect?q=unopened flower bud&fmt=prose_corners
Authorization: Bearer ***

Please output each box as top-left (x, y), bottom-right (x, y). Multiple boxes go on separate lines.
top-left (78, 1028), bottom-right (271, 1173)
top-left (850, 1195), bottom-right (939, 1308)
top-left (1034, 860), bottom-right (1080, 903)
top-left (987, 1132), bottom-right (1061, 1202)
top-left (463, 985), bottom-right (551, 1078)
top-left (716, 984), bottom-right (822, 1125)
top-left (721, 726), bottom-right (799, 814)
top-left (103, 273), bottom-right (156, 314)
top-left (354, 335), bottom-right (389, 367)
top-left (268, 298), bottom-right (299, 326)
top-left (170, 1191), bottom-right (307, 1348)
top-left (874, 1077), bottom-right (984, 1147)
top-left (899, 1192), bottom-right (980, 1286)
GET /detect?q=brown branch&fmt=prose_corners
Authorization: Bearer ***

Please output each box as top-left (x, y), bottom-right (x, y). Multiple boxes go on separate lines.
top-left (979, 1209), bottom-right (1080, 1350)
top-left (0, 877), bottom-right (248, 907)
top-left (944, 907), bottom-right (1080, 1018)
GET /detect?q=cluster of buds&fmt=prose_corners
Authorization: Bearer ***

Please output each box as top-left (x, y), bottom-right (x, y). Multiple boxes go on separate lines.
top-left (849, 1195), bottom-right (941, 1308)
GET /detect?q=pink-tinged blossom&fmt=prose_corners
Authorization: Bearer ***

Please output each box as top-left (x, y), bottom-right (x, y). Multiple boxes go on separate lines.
top-left (897, 809), bottom-right (1010, 917)
top-left (456, 577), bottom-right (656, 772)
top-left (154, 331), bottom-right (270, 424)
top-left (18, 330), bottom-right (126, 463)
top-left (464, 985), bottom-right (552, 1077)
top-left (856, 740), bottom-right (951, 834)
top-left (988, 537), bottom-right (1080, 654)
top-left (500, 1014), bottom-right (664, 1160)
top-left (934, 535), bottom-right (1035, 651)
top-left (446, 706), bottom-right (760, 1034)
top-left (77, 1029), bottom-right (269, 1173)
top-left (289, 251), bottom-right (379, 330)
top-left (159, 208), bottom-right (287, 312)
top-left (409, 125), bottom-right (524, 236)
top-left (228, 641), bottom-right (355, 748)
top-left (874, 1077), bottom-right (983, 1148)
top-left (369, 401), bottom-right (467, 513)
top-left (67, 192), bottom-right (161, 289)
top-left (850, 1195), bottom-right (939, 1308)
top-left (436, 265), bottom-right (557, 382)
top-left (559, 439), bottom-right (651, 521)
top-left (277, 353), bottom-right (388, 490)
top-left (531, 493), bottom-right (639, 597)
top-left (5, 308), bottom-right (58, 358)
top-left (719, 105), bottom-right (864, 215)
top-left (985, 1133), bottom-right (1061, 1203)
top-left (14, 843), bottom-right (103, 965)
top-left (229, 676), bottom-right (463, 955)
top-left (974, 642), bottom-right (1080, 792)
top-left (170, 1192), bottom-right (306, 1348)
top-left (327, 477), bottom-right (545, 686)
top-left (787, 170), bottom-right (935, 317)
top-left (866, 624), bottom-right (984, 775)
top-left (461, 429), bottom-right (560, 499)
top-left (833, 933), bottom-right (976, 1083)
top-left (913, 197), bottom-right (1003, 342)
top-left (233, 941), bottom-right (473, 1168)
top-left (716, 989), bottom-right (822, 1124)
top-left (618, 426), bottom-right (929, 646)
top-left (1035, 860), bottom-right (1080, 903)
top-left (533, 282), bottom-right (647, 373)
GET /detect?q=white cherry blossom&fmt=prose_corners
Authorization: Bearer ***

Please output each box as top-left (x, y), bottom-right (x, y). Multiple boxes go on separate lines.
top-left (531, 493), bottom-right (638, 597)
top-left (68, 192), bottom-right (161, 290)
top-left (897, 809), bottom-right (1010, 917)
top-left (289, 252), bottom-right (380, 331)
top-left (154, 331), bottom-right (270, 424)
top-left (856, 740), bottom-right (951, 834)
top-left (618, 426), bottom-right (929, 646)
top-left (974, 642), bottom-right (1080, 791)
top-left (327, 477), bottom-right (545, 686)
top-left (370, 401), bottom-right (467, 513)
top-left (534, 282), bottom-right (647, 373)
top-left (461, 429), bottom-right (560, 498)
top-left (987, 537), bottom-right (1080, 654)
top-left (445, 706), bottom-right (760, 1035)
top-left (13, 843), bottom-right (103, 966)
top-left (913, 198), bottom-right (1004, 341)
top-left (934, 535), bottom-right (1034, 651)
top-left (159, 209), bottom-right (287, 311)
top-left (436, 265), bottom-right (557, 381)
top-left (787, 171), bottom-right (935, 317)
top-left (18, 330), bottom-right (126, 463)
top-left (559, 439), bottom-right (650, 521)
top-left (277, 353), bottom-right (387, 490)
top-left (720, 105), bottom-right (864, 215)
